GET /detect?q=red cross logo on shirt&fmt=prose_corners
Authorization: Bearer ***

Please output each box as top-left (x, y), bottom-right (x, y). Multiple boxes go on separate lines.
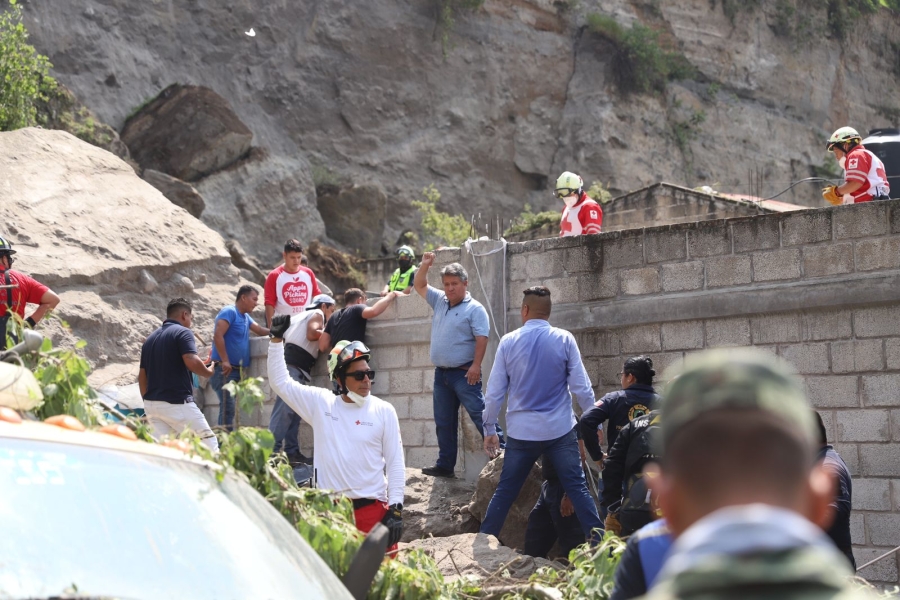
top-left (356, 420), bottom-right (361, 425)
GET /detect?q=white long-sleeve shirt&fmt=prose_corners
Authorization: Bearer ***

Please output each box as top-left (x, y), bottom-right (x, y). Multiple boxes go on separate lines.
top-left (267, 342), bottom-right (405, 505)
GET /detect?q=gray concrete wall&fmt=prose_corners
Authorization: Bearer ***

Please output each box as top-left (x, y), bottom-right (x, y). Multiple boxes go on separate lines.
top-left (239, 199), bottom-right (900, 582)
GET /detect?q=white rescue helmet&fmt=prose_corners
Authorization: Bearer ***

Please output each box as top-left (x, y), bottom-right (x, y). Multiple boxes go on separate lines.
top-left (555, 171), bottom-right (583, 199)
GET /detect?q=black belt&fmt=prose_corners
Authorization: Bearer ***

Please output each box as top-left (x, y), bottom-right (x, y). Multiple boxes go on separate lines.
top-left (352, 498), bottom-right (377, 510)
top-left (436, 363), bottom-right (472, 371)
top-left (144, 399), bottom-right (194, 405)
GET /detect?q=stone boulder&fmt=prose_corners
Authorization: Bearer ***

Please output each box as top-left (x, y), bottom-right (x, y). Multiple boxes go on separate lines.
top-left (225, 240), bottom-right (267, 286)
top-left (0, 127), bottom-right (242, 380)
top-left (142, 169), bottom-right (206, 218)
top-left (467, 454), bottom-right (544, 550)
top-left (316, 183), bottom-right (388, 256)
top-left (401, 533), bottom-right (562, 583)
top-left (121, 84), bottom-right (252, 182)
top-left (402, 468), bottom-right (480, 543)
top-left (196, 148), bottom-right (325, 268)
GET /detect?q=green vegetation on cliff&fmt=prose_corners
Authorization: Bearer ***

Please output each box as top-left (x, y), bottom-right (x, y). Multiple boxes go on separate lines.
top-left (0, 0), bottom-right (56, 131)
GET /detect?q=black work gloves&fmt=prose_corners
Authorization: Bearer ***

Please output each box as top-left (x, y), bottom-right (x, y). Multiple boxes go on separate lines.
top-left (381, 503), bottom-right (403, 546)
top-left (270, 315), bottom-right (291, 339)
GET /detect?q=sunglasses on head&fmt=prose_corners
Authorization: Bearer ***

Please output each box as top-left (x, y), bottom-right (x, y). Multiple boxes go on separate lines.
top-left (347, 369), bottom-right (376, 381)
top-left (555, 188), bottom-right (578, 199)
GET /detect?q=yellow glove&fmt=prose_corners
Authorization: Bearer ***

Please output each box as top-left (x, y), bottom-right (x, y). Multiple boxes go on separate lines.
top-left (822, 185), bottom-right (842, 206)
top-left (604, 512), bottom-right (622, 536)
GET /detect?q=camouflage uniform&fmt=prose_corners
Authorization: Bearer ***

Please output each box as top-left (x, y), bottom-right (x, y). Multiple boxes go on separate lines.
top-left (637, 349), bottom-right (877, 600)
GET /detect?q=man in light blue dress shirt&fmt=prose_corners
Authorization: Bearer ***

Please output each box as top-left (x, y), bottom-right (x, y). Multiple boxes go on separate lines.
top-left (480, 286), bottom-right (602, 543)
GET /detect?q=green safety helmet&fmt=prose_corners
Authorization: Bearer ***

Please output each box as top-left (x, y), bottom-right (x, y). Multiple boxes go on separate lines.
top-left (555, 171), bottom-right (583, 199)
top-left (328, 340), bottom-right (371, 381)
top-left (826, 126), bottom-right (861, 151)
top-left (397, 245), bottom-right (415, 260)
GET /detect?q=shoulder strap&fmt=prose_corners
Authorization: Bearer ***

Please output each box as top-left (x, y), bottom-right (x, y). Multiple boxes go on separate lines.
top-left (3, 271), bottom-right (12, 310)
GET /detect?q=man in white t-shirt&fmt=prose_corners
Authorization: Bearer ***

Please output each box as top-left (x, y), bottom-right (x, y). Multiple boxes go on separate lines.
top-left (267, 322), bottom-right (406, 552)
top-left (264, 239), bottom-right (321, 327)
top-left (268, 294), bottom-right (335, 465)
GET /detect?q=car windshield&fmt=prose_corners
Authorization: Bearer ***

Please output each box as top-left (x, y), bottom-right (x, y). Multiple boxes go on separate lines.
top-left (0, 437), bottom-right (351, 600)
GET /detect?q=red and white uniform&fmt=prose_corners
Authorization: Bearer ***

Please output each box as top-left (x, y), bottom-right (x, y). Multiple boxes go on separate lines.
top-left (844, 145), bottom-right (890, 203)
top-left (0, 269), bottom-right (48, 318)
top-left (560, 193), bottom-right (603, 237)
top-left (264, 265), bottom-right (321, 317)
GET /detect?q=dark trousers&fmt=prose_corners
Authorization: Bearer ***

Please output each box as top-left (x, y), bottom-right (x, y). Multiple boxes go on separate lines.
top-left (523, 479), bottom-right (586, 558)
top-left (432, 368), bottom-right (504, 470)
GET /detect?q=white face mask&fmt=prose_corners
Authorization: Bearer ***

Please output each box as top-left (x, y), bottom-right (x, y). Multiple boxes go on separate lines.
top-left (346, 390), bottom-right (369, 407)
top-left (838, 156), bottom-right (847, 169)
top-left (562, 194), bottom-right (579, 208)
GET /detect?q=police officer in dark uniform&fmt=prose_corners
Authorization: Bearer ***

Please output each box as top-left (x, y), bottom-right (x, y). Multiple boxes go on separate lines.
top-left (381, 245), bottom-right (417, 295)
top-left (601, 408), bottom-right (662, 536)
top-left (580, 356), bottom-right (659, 465)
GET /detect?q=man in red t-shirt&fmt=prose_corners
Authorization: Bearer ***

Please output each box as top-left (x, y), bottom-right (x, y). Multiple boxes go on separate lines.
top-left (0, 236), bottom-right (60, 348)
top-left (555, 171), bottom-right (603, 237)
top-left (823, 127), bottom-right (891, 205)
top-left (264, 239), bottom-right (321, 328)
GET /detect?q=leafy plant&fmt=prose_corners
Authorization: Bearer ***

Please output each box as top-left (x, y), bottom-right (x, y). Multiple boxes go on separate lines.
top-left (504, 203), bottom-right (560, 236)
top-left (671, 109), bottom-right (706, 154)
top-left (0, 0), bottom-right (57, 131)
top-left (411, 184), bottom-right (471, 250)
top-left (223, 373), bottom-right (266, 427)
top-left (586, 13), bottom-right (695, 94)
top-left (587, 181), bottom-right (613, 204)
top-left (433, 0), bottom-right (485, 58)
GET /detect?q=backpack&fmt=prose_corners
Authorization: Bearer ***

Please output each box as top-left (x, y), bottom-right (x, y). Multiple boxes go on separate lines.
top-left (619, 410), bottom-right (662, 535)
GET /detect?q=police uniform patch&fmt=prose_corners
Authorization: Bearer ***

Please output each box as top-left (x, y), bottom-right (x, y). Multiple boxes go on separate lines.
top-left (628, 403), bottom-right (649, 421)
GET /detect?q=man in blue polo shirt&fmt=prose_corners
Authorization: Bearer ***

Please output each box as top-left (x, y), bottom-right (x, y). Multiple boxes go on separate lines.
top-left (210, 285), bottom-right (269, 430)
top-left (139, 297), bottom-right (218, 450)
top-left (414, 252), bottom-right (503, 478)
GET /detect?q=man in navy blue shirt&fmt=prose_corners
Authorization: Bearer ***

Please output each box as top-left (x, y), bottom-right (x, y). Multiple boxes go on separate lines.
top-left (480, 286), bottom-right (602, 544)
top-left (139, 298), bottom-right (218, 450)
top-left (815, 411), bottom-right (855, 569)
top-left (580, 356), bottom-right (660, 465)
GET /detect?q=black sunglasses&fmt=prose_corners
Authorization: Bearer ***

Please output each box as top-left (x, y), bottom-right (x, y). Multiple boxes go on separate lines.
top-left (348, 370), bottom-right (376, 381)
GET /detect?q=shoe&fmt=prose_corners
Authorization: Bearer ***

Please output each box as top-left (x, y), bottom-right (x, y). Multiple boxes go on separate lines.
top-left (421, 465), bottom-right (455, 478)
top-left (287, 452), bottom-right (313, 466)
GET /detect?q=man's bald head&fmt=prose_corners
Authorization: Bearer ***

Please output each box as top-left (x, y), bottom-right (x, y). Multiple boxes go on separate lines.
top-left (522, 286), bottom-right (552, 320)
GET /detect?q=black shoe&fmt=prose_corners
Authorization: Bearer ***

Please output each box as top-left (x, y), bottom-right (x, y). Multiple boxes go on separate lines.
top-left (287, 452), bottom-right (312, 466)
top-left (421, 465), bottom-right (455, 478)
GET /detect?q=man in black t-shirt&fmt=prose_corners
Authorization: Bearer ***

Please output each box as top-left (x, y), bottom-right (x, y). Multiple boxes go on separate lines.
top-left (318, 288), bottom-right (399, 353)
top-left (139, 298), bottom-right (218, 451)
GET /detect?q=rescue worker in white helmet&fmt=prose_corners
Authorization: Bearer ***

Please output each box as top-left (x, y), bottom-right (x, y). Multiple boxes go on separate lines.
top-left (555, 171), bottom-right (603, 237)
top-left (381, 245), bottom-right (417, 296)
top-left (823, 127), bottom-right (890, 205)
top-left (266, 328), bottom-right (406, 554)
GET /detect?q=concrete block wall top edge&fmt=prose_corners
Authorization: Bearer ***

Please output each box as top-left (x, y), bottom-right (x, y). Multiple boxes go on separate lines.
top-left (505, 198), bottom-right (900, 255)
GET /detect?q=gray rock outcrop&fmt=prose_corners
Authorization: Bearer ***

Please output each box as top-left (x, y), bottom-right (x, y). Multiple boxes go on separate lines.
top-left (402, 468), bottom-right (480, 543)
top-left (0, 128), bottom-right (245, 383)
top-left (19, 1), bottom-right (900, 246)
top-left (196, 149), bottom-right (325, 268)
top-left (121, 84), bottom-right (252, 182)
top-left (317, 183), bottom-right (388, 257)
top-left (402, 533), bottom-right (562, 582)
top-left (142, 169), bottom-right (206, 218)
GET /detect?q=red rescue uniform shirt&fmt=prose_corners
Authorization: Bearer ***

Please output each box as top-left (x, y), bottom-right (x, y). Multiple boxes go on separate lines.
top-left (560, 193), bottom-right (603, 237)
top-left (0, 269), bottom-right (48, 318)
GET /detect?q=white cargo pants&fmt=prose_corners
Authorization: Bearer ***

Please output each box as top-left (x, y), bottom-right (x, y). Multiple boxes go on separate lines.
top-left (144, 400), bottom-right (219, 451)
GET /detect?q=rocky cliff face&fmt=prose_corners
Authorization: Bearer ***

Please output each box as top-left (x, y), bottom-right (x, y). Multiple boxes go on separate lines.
top-left (0, 128), bottom-right (247, 385)
top-left (19, 0), bottom-right (900, 256)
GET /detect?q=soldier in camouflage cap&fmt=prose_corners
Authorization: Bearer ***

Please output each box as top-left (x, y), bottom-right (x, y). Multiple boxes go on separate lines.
top-left (638, 348), bottom-right (875, 600)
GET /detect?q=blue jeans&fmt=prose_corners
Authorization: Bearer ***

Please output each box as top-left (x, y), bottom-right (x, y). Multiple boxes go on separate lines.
top-left (211, 363), bottom-right (241, 431)
top-left (269, 365), bottom-right (305, 455)
top-left (480, 429), bottom-right (602, 543)
top-left (524, 479), bottom-right (586, 558)
top-left (433, 368), bottom-right (504, 471)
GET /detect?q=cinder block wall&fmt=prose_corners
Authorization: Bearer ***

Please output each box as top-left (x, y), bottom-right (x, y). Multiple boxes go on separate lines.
top-left (247, 200), bottom-right (900, 583)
